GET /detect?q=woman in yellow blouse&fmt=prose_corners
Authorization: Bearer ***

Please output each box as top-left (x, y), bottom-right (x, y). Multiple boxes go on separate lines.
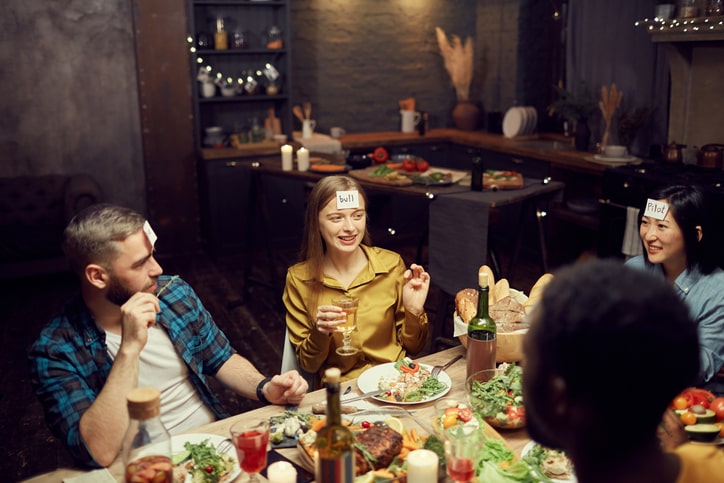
top-left (283, 175), bottom-right (431, 386)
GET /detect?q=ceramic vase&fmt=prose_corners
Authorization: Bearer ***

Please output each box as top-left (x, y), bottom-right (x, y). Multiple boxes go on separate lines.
top-left (200, 81), bottom-right (216, 98)
top-left (452, 101), bottom-right (482, 131)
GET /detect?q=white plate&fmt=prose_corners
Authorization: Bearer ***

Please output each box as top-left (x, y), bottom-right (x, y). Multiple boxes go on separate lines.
top-left (524, 107), bottom-right (537, 135)
top-left (502, 107), bottom-right (524, 138)
top-left (356, 362), bottom-right (452, 404)
top-left (521, 440), bottom-right (577, 483)
top-left (172, 433), bottom-right (241, 482)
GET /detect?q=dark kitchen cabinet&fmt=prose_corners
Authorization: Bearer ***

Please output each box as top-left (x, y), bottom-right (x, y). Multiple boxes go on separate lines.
top-left (198, 157), bottom-right (306, 255)
top-left (188, 1), bottom-right (292, 149)
top-left (450, 144), bottom-right (550, 179)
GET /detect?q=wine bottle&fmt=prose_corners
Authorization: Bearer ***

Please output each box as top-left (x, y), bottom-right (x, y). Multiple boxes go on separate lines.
top-left (466, 271), bottom-right (497, 379)
top-left (471, 155), bottom-right (483, 191)
top-left (315, 368), bottom-right (354, 483)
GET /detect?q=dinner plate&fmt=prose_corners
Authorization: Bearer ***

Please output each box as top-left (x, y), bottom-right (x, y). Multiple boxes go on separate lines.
top-left (502, 107), bottom-right (524, 138)
top-left (356, 362), bottom-right (452, 404)
top-left (521, 440), bottom-right (578, 483)
top-left (171, 433), bottom-right (241, 482)
top-left (593, 153), bottom-right (638, 163)
top-left (690, 436), bottom-right (724, 446)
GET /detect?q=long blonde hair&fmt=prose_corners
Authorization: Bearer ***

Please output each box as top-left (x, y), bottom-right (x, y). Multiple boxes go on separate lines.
top-left (300, 176), bottom-right (371, 307)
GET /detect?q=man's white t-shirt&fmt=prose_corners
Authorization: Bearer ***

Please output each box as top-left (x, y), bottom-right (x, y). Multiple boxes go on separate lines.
top-left (104, 325), bottom-right (215, 434)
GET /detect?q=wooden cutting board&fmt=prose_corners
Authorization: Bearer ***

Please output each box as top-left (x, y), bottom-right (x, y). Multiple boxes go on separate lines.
top-left (348, 166), bottom-right (413, 186)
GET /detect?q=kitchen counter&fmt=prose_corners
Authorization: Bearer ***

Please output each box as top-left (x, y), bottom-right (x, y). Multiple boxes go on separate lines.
top-left (200, 129), bottom-right (610, 176)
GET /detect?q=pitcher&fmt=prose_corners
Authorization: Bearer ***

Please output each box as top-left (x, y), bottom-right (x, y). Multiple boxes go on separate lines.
top-left (400, 110), bottom-right (421, 133)
top-left (302, 119), bottom-right (316, 139)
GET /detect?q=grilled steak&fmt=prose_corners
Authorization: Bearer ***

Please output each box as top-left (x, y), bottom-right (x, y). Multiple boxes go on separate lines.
top-left (354, 425), bottom-right (403, 474)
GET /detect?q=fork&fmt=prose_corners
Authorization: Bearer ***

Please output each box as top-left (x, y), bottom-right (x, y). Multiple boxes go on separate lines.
top-left (215, 437), bottom-right (233, 454)
top-left (431, 354), bottom-right (463, 379)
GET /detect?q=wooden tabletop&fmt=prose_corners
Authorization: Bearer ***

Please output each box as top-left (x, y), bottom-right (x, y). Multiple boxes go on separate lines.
top-left (22, 346), bottom-right (530, 482)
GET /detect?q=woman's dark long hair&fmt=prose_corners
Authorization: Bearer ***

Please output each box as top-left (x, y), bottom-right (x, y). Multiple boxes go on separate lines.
top-left (640, 185), bottom-right (718, 274)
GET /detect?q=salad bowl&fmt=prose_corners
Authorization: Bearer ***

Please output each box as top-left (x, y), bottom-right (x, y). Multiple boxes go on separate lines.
top-left (466, 365), bottom-right (525, 429)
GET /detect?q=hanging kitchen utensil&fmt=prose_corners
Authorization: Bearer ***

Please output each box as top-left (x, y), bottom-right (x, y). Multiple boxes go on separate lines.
top-left (303, 101), bottom-right (311, 120)
top-left (293, 104), bottom-right (305, 123)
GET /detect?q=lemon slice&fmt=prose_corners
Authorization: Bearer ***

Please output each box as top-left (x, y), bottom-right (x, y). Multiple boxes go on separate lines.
top-left (385, 416), bottom-right (404, 434)
top-left (354, 471), bottom-right (375, 483)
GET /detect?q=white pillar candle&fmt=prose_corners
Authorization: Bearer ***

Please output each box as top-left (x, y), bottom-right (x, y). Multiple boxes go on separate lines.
top-left (297, 147), bottom-right (310, 171)
top-left (281, 144), bottom-right (293, 171)
top-left (266, 460), bottom-right (297, 483)
top-left (406, 449), bottom-right (439, 483)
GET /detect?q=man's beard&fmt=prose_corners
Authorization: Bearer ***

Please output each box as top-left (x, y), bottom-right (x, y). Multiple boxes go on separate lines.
top-left (106, 273), bottom-right (141, 306)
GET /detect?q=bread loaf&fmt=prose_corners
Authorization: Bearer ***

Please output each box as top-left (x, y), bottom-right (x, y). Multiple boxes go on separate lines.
top-left (478, 265), bottom-right (497, 304)
top-left (494, 278), bottom-right (510, 303)
top-left (524, 273), bottom-right (554, 315)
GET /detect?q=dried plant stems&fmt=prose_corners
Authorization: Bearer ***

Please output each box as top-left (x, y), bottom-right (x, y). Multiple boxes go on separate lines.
top-left (599, 84), bottom-right (623, 148)
top-left (435, 27), bottom-right (473, 101)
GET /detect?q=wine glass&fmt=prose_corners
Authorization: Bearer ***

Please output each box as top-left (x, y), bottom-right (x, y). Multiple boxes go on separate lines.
top-left (444, 424), bottom-right (483, 483)
top-left (230, 418), bottom-right (270, 482)
top-left (332, 296), bottom-right (359, 356)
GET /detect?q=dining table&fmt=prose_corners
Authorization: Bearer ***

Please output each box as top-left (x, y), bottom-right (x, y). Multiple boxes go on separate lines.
top-left (22, 345), bottom-right (531, 482)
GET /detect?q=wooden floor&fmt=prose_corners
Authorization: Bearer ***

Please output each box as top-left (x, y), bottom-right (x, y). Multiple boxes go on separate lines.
top-left (1, 232), bottom-right (557, 481)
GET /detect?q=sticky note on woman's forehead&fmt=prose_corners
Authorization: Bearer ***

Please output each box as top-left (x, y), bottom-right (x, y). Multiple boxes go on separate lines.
top-left (143, 220), bottom-right (158, 247)
top-left (336, 190), bottom-right (359, 209)
top-left (644, 199), bottom-right (669, 220)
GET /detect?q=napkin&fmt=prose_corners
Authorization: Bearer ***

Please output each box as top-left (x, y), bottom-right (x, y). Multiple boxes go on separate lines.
top-left (621, 206), bottom-right (643, 257)
top-left (63, 468), bottom-right (115, 483)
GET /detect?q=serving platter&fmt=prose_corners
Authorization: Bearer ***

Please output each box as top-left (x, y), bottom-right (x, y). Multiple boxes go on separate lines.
top-left (356, 362), bottom-right (452, 404)
top-left (521, 441), bottom-right (577, 483)
top-left (347, 166), bottom-right (414, 186)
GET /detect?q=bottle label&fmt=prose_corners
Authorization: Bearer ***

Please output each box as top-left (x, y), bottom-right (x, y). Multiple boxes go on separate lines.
top-left (316, 453), bottom-right (354, 482)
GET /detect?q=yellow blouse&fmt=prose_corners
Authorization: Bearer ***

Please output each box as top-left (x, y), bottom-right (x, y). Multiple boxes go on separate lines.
top-left (283, 245), bottom-right (429, 386)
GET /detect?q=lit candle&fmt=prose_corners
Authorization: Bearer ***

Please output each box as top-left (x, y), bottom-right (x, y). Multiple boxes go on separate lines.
top-left (266, 460), bottom-right (297, 483)
top-left (281, 144), bottom-right (293, 171)
top-left (297, 147), bottom-right (310, 171)
top-left (406, 449), bottom-right (439, 483)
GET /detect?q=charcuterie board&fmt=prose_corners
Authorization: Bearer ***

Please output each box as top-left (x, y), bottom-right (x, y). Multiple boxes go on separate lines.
top-left (348, 166), bottom-right (414, 186)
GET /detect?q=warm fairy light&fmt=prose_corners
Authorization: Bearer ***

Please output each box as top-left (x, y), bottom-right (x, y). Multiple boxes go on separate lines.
top-left (635, 16), bottom-right (724, 33)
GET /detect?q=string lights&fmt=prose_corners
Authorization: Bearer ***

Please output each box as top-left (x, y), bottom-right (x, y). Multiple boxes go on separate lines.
top-left (635, 16), bottom-right (724, 35)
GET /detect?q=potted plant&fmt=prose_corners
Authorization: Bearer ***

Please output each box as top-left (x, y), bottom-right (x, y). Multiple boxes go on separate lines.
top-left (547, 81), bottom-right (597, 151)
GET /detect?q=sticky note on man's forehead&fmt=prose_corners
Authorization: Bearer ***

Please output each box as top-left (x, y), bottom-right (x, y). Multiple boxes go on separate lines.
top-left (143, 220), bottom-right (158, 247)
top-left (336, 190), bottom-right (360, 209)
top-left (644, 199), bottom-right (669, 220)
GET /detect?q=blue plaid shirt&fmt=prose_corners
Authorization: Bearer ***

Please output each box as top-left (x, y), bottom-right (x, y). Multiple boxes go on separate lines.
top-left (28, 275), bottom-right (235, 467)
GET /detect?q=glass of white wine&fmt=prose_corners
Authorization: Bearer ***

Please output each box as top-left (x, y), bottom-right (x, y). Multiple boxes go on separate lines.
top-left (332, 296), bottom-right (359, 356)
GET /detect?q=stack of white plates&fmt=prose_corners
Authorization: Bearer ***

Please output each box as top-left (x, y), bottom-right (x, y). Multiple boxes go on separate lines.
top-left (502, 106), bottom-right (538, 138)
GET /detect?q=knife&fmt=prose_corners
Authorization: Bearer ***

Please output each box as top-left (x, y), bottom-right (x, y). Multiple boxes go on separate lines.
top-left (342, 389), bottom-right (388, 404)
top-left (311, 389), bottom-right (388, 414)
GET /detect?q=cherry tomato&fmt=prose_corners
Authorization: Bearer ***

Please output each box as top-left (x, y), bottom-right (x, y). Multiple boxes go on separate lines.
top-left (710, 397), bottom-right (724, 420)
top-left (445, 406), bottom-right (460, 416)
top-left (507, 406), bottom-right (521, 419)
top-left (457, 408), bottom-right (473, 422)
top-left (402, 158), bottom-right (417, 172)
top-left (416, 158), bottom-right (430, 172)
top-left (361, 420), bottom-right (371, 429)
top-left (673, 396), bottom-right (689, 410)
top-left (205, 465), bottom-right (214, 474)
top-left (680, 411), bottom-right (697, 426)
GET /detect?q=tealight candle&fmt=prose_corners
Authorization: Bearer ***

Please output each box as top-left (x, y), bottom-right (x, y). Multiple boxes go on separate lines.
top-left (297, 147), bottom-right (310, 171)
top-left (281, 144), bottom-right (293, 171)
top-left (266, 460), bottom-right (297, 483)
top-left (406, 449), bottom-right (439, 483)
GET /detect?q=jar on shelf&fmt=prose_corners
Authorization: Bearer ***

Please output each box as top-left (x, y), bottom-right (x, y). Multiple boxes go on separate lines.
top-left (214, 16), bottom-right (228, 50)
top-left (196, 32), bottom-right (211, 49)
top-left (231, 30), bottom-right (248, 49)
top-left (265, 25), bottom-right (283, 49)
top-left (679, 0), bottom-right (698, 18)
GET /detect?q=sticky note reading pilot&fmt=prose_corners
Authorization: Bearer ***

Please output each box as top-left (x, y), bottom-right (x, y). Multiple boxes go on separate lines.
top-left (336, 190), bottom-right (360, 210)
top-left (643, 199), bottom-right (669, 220)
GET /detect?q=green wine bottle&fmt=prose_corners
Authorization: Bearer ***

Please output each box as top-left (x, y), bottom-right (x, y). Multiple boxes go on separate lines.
top-left (315, 368), bottom-right (354, 482)
top-left (466, 271), bottom-right (497, 379)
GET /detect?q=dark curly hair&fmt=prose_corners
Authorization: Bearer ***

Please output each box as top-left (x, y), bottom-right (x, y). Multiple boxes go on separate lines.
top-left (530, 259), bottom-right (700, 450)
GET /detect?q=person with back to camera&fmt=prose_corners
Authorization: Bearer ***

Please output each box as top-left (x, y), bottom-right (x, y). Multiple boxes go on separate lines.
top-left (283, 175), bottom-right (431, 386)
top-left (522, 259), bottom-right (724, 483)
top-left (28, 204), bottom-right (308, 467)
top-left (625, 185), bottom-right (724, 394)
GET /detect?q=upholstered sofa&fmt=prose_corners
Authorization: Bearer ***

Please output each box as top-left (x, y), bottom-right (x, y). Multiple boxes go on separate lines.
top-left (0, 174), bottom-right (103, 279)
